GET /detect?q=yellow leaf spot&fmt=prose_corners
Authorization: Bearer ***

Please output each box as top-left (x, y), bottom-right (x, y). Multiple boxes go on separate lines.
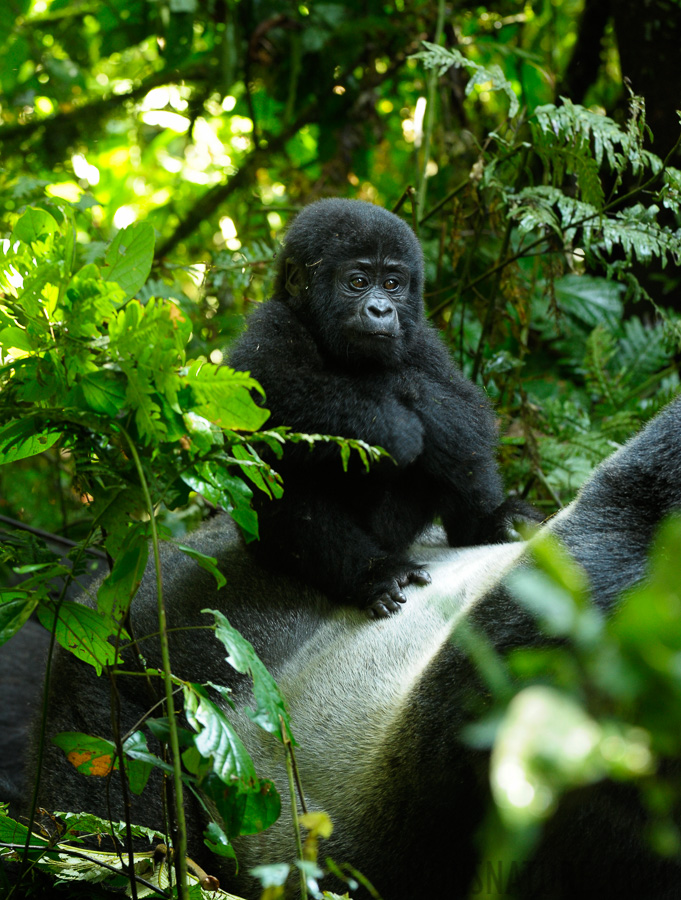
top-left (67, 750), bottom-right (114, 776)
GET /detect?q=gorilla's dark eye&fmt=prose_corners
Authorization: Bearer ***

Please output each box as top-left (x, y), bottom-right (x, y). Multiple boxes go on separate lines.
top-left (384, 277), bottom-right (399, 291)
top-left (350, 275), bottom-right (368, 290)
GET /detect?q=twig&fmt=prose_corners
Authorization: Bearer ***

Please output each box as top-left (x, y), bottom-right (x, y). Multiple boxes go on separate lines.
top-left (281, 716), bottom-right (307, 900)
top-left (119, 428), bottom-right (189, 900)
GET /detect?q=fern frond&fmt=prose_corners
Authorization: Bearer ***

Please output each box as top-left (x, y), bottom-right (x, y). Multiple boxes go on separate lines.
top-left (533, 100), bottom-right (630, 171)
top-left (411, 42), bottom-right (519, 118)
top-left (584, 325), bottom-right (618, 405)
top-left (510, 186), bottom-right (562, 235)
top-left (511, 188), bottom-right (681, 266)
top-left (598, 205), bottom-right (681, 266)
top-left (617, 317), bottom-right (669, 382)
top-left (660, 166), bottom-right (681, 209)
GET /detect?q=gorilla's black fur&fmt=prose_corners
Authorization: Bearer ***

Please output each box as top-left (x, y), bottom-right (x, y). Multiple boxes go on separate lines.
top-left (4, 396), bottom-right (681, 899)
top-left (229, 199), bottom-right (527, 616)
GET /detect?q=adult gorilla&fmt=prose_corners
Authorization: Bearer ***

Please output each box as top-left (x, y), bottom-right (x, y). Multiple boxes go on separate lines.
top-left (9, 395), bottom-right (681, 900)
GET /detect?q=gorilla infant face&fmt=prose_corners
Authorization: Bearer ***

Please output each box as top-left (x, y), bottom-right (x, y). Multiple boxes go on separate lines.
top-left (277, 199), bottom-right (425, 367)
top-left (335, 256), bottom-right (411, 345)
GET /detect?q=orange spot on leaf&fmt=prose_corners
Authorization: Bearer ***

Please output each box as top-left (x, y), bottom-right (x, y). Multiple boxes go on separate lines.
top-left (67, 750), bottom-right (114, 776)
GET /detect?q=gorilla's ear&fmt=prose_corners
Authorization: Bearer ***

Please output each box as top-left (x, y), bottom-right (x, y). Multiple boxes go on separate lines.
top-left (285, 259), bottom-right (306, 297)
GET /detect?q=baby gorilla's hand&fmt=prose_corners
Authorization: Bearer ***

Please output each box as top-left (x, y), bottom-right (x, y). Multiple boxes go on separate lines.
top-left (365, 563), bottom-right (431, 618)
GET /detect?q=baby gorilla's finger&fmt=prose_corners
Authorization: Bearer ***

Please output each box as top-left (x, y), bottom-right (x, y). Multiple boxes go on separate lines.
top-left (396, 566), bottom-right (431, 588)
top-left (368, 586), bottom-right (406, 618)
top-left (408, 567), bottom-right (431, 586)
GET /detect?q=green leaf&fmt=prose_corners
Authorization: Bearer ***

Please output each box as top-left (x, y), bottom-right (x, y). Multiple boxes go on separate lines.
top-left (0, 591), bottom-right (39, 645)
top-left (186, 361), bottom-right (270, 431)
top-left (13, 207), bottom-right (59, 243)
top-left (183, 682), bottom-right (256, 783)
top-left (80, 370), bottom-right (127, 416)
top-left (104, 222), bottom-right (155, 301)
top-left (0, 326), bottom-right (33, 351)
top-left (54, 811), bottom-right (161, 844)
top-left (412, 42), bottom-right (519, 118)
top-left (552, 274), bottom-right (624, 330)
top-left (176, 544), bottom-right (227, 589)
top-left (37, 601), bottom-right (124, 675)
top-left (490, 685), bottom-right (651, 828)
top-left (0, 419), bottom-right (61, 465)
top-left (52, 732), bottom-right (152, 795)
top-left (97, 526), bottom-right (149, 621)
top-left (205, 609), bottom-right (293, 742)
top-left (182, 683), bottom-right (282, 838)
top-left (201, 770), bottom-right (280, 838)
top-left (52, 732), bottom-right (117, 778)
top-left (0, 811), bottom-right (48, 848)
top-left (121, 732), bottom-right (154, 794)
top-left (183, 410), bottom-right (220, 453)
top-left (183, 462), bottom-right (259, 541)
top-left (92, 487), bottom-right (144, 557)
top-left (202, 821), bottom-right (236, 859)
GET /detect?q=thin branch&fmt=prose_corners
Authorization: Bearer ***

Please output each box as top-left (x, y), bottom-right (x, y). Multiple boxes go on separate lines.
top-left (119, 427), bottom-right (189, 900)
top-left (0, 66), bottom-right (208, 144)
top-left (153, 101), bottom-right (319, 261)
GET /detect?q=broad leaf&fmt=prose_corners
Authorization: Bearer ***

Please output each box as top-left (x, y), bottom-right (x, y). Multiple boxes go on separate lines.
top-left (0, 419), bottom-right (61, 465)
top-left (97, 525), bottom-right (149, 621)
top-left (205, 609), bottom-right (293, 742)
top-left (183, 682), bottom-right (256, 783)
top-left (37, 601), bottom-right (124, 674)
top-left (52, 731), bottom-right (152, 795)
top-left (0, 591), bottom-right (39, 645)
top-left (104, 221), bottom-right (155, 301)
top-left (80, 370), bottom-right (127, 416)
top-left (13, 207), bottom-right (59, 243)
top-left (176, 544), bottom-right (227, 589)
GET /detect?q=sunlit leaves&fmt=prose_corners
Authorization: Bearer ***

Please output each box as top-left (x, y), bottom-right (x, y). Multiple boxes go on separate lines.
top-left (12, 207), bottom-right (59, 243)
top-left (412, 42), bottom-right (519, 118)
top-left (481, 516), bottom-right (681, 859)
top-left (0, 419), bottom-right (62, 465)
top-left (185, 361), bottom-right (270, 432)
top-left (104, 222), bottom-right (155, 302)
top-left (512, 188), bottom-right (681, 267)
top-left (490, 686), bottom-right (652, 827)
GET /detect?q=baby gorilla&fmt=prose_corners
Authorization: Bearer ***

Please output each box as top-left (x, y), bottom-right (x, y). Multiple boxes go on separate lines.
top-left (230, 199), bottom-right (526, 616)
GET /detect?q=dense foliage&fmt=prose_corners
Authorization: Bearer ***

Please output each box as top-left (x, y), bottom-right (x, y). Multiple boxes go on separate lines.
top-left (1, 1), bottom-right (681, 898)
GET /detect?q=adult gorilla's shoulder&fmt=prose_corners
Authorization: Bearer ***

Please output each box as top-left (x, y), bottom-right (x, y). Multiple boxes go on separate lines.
top-left (8, 394), bottom-right (681, 900)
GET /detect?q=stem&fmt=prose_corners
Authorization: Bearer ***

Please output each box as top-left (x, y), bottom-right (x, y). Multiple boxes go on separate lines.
top-left (282, 718), bottom-right (307, 900)
top-left (391, 184), bottom-right (415, 215)
top-left (419, 176), bottom-right (470, 225)
top-left (109, 670), bottom-right (139, 900)
top-left (119, 428), bottom-right (189, 900)
top-left (471, 213), bottom-right (514, 383)
top-left (18, 526), bottom-right (96, 880)
top-left (416, 0), bottom-right (446, 221)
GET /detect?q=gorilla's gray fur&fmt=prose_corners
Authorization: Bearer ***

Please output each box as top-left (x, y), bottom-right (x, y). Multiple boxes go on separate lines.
top-left (5, 396), bottom-right (681, 899)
